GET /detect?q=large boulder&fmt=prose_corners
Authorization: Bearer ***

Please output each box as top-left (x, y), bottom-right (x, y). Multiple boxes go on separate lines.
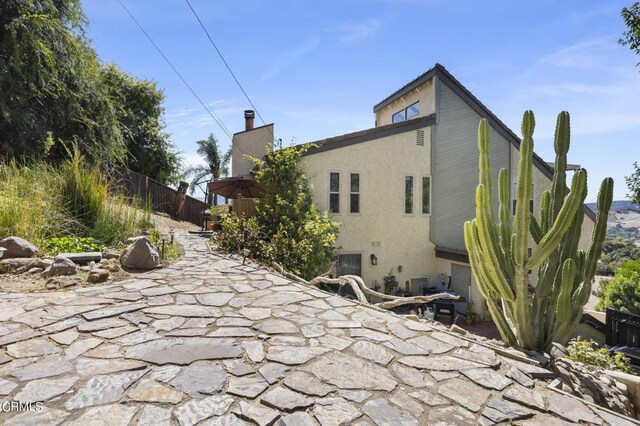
top-left (0, 237), bottom-right (38, 259)
top-left (41, 256), bottom-right (78, 278)
top-left (120, 237), bottom-right (162, 270)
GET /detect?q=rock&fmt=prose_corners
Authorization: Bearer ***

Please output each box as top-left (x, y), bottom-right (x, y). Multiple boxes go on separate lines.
top-left (279, 412), bottom-right (319, 426)
top-left (253, 318), bottom-right (299, 334)
top-left (137, 405), bottom-right (172, 426)
top-left (450, 324), bottom-right (468, 335)
top-left (64, 369), bottom-right (147, 409)
top-left (437, 378), bottom-right (491, 412)
top-left (260, 386), bottom-right (314, 412)
top-left (267, 346), bottom-right (330, 365)
top-left (428, 406), bottom-right (477, 426)
top-left (550, 343), bottom-right (568, 360)
top-left (0, 236), bottom-right (38, 258)
top-left (173, 395), bottom-right (234, 426)
top-left (0, 378), bottom-right (18, 395)
top-left (408, 389), bottom-right (451, 406)
top-left (227, 374), bottom-right (269, 398)
top-left (41, 256), bottom-right (77, 278)
top-left (6, 338), bottom-right (60, 358)
top-left (233, 401), bottom-right (279, 426)
top-left (241, 341), bottom-right (264, 363)
top-left (351, 340), bottom-right (394, 365)
top-left (128, 377), bottom-right (185, 404)
top-left (258, 363), bottom-right (292, 384)
top-left (87, 268), bottom-right (110, 283)
top-left (57, 252), bottom-right (102, 264)
top-left (49, 329), bottom-right (79, 345)
top-left (0, 258), bottom-right (39, 273)
top-left (506, 366), bottom-right (535, 388)
top-left (28, 267), bottom-right (44, 274)
top-left (503, 385), bottom-right (546, 411)
top-left (11, 355), bottom-right (72, 381)
top-left (120, 237), bottom-right (162, 270)
top-left (13, 376), bottom-right (78, 403)
top-left (461, 367), bottom-right (513, 390)
top-left (362, 398), bottom-right (421, 426)
top-left (390, 389), bottom-right (425, 417)
top-left (171, 362), bottom-right (228, 397)
top-left (0, 247), bottom-right (5, 259)
top-left (125, 337), bottom-right (242, 365)
top-left (45, 276), bottom-right (82, 289)
top-left (3, 408), bottom-right (70, 426)
top-left (102, 248), bottom-right (120, 259)
top-left (482, 396), bottom-right (535, 423)
top-left (100, 258), bottom-right (121, 272)
top-left (338, 389), bottom-right (372, 403)
top-left (64, 404), bottom-right (139, 426)
top-left (301, 351), bottom-right (397, 391)
top-left (283, 371), bottom-right (333, 396)
top-left (391, 363), bottom-right (433, 388)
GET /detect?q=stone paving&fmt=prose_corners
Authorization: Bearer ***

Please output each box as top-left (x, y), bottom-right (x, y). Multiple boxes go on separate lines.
top-left (0, 234), bottom-right (636, 425)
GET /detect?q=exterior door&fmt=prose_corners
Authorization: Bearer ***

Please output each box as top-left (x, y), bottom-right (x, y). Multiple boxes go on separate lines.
top-left (337, 254), bottom-right (362, 277)
top-left (451, 264), bottom-right (471, 314)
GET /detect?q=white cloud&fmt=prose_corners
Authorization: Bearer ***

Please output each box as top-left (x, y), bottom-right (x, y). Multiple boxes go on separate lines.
top-left (339, 19), bottom-right (382, 43)
top-left (261, 37), bottom-right (321, 81)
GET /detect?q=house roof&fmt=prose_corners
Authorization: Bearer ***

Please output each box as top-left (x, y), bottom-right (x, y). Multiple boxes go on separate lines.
top-left (372, 63), bottom-right (597, 222)
top-left (300, 114), bottom-right (436, 156)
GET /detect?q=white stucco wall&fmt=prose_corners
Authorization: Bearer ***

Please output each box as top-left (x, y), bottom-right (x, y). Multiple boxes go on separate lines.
top-left (231, 125), bottom-right (274, 177)
top-left (302, 125), bottom-right (435, 289)
top-left (375, 78), bottom-right (436, 127)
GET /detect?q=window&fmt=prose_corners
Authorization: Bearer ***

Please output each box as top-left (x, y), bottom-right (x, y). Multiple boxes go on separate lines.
top-left (392, 110), bottom-right (405, 123)
top-left (350, 173), bottom-right (360, 214)
top-left (329, 172), bottom-right (340, 213)
top-left (337, 253), bottom-right (362, 277)
top-left (405, 176), bottom-right (414, 214)
top-left (392, 101), bottom-right (420, 123)
top-left (422, 176), bottom-right (431, 214)
top-left (406, 102), bottom-right (420, 119)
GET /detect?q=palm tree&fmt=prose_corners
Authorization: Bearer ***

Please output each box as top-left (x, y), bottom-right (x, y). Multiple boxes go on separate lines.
top-left (186, 133), bottom-right (231, 205)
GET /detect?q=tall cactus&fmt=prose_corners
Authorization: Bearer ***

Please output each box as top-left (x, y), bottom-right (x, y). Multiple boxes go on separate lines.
top-left (464, 111), bottom-right (613, 352)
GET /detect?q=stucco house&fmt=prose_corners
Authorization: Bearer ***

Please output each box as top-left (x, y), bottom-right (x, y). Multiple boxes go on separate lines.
top-left (231, 63), bottom-right (596, 315)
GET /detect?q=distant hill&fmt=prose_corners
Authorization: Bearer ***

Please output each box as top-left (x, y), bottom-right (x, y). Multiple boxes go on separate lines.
top-left (586, 200), bottom-right (640, 213)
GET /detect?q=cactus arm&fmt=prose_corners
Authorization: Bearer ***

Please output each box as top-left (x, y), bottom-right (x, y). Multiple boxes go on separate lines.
top-left (530, 215), bottom-right (543, 244)
top-left (527, 170), bottom-right (586, 270)
top-left (556, 259), bottom-right (576, 323)
top-left (549, 112), bottom-right (570, 221)
top-left (478, 119), bottom-right (494, 219)
top-left (540, 190), bottom-right (551, 233)
top-left (513, 110), bottom-right (535, 269)
top-left (583, 177), bottom-right (613, 284)
top-left (474, 185), bottom-right (515, 301)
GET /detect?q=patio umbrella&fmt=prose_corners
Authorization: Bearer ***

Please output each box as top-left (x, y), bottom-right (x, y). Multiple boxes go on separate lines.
top-left (207, 176), bottom-right (264, 199)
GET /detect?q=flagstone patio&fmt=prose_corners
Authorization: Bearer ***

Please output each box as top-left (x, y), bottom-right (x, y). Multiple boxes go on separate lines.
top-left (0, 234), bottom-right (635, 425)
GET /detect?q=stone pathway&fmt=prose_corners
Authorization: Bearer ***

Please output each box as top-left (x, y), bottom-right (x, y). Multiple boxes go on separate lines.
top-left (0, 234), bottom-right (636, 425)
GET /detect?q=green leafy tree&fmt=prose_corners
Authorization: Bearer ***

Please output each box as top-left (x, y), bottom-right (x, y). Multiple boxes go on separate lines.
top-left (214, 143), bottom-right (339, 280)
top-left (187, 133), bottom-right (230, 205)
top-left (620, 2), bottom-right (640, 67)
top-left (596, 261), bottom-right (640, 315)
top-left (626, 162), bottom-right (640, 205)
top-left (0, 0), bottom-right (124, 163)
top-left (101, 64), bottom-right (181, 184)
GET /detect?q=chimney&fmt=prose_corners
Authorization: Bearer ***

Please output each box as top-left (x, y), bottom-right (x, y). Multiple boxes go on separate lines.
top-left (244, 110), bottom-right (255, 131)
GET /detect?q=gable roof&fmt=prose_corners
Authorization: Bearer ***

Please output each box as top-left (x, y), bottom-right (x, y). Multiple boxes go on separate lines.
top-left (301, 114), bottom-right (436, 156)
top-left (373, 63), bottom-right (596, 222)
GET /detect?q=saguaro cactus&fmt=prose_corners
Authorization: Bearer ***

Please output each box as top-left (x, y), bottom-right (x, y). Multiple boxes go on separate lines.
top-left (464, 111), bottom-right (613, 352)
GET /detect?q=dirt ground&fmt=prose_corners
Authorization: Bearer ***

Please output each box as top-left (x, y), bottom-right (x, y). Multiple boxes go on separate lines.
top-left (0, 213), bottom-right (196, 293)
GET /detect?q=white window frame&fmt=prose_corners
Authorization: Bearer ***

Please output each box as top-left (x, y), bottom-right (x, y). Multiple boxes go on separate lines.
top-left (404, 174), bottom-right (415, 215)
top-left (349, 172), bottom-right (361, 215)
top-left (329, 171), bottom-right (340, 214)
top-left (421, 175), bottom-right (432, 215)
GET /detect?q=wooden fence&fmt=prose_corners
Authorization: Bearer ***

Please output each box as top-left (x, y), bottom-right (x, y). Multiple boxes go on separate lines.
top-left (112, 167), bottom-right (208, 227)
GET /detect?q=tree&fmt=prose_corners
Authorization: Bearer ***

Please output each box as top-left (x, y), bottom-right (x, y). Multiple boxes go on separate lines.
top-left (596, 261), bottom-right (640, 315)
top-left (101, 65), bottom-right (181, 184)
top-left (620, 2), bottom-right (640, 67)
top-left (187, 134), bottom-right (230, 205)
top-left (0, 0), bottom-right (124, 163)
top-left (626, 162), bottom-right (640, 205)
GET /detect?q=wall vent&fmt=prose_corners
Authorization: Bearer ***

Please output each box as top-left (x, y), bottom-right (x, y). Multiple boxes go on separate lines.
top-left (416, 130), bottom-right (425, 146)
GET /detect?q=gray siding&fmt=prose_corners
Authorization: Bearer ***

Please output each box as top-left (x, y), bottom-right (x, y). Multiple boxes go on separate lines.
top-left (431, 81), bottom-right (510, 250)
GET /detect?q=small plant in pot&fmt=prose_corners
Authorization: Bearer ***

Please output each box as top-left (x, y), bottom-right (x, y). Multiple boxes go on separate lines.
top-left (465, 300), bottom-right (475, 325)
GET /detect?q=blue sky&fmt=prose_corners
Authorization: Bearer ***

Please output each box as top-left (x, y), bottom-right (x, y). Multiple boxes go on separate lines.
top-left (84, 0), bottom-right (640, 202)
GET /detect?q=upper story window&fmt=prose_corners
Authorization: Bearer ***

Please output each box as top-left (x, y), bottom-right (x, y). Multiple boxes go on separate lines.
top-left (350, 173), bottom-right (360, 214)
top-left (422, 176), bottom-right (431, 214)
top-left (392, 101), bottom-right (420, 123)
top-left (329, 172), bottom-right (340, 213)
top-left (512, 183), bottom-right (534, 215)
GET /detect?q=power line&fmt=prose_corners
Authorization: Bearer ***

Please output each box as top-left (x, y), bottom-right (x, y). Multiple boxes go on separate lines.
top-left (118, 0), bottom-right (233, 141)
top-left (184, 0), bottom-right (272, 135)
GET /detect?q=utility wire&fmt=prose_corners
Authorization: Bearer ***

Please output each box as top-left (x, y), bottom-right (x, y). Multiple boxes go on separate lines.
top-left (184, 0), bottom-right (268, 128)
top-left (118, 0), bottom-right (233, 141)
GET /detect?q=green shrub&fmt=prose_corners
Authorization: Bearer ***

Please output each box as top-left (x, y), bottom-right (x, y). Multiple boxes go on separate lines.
top-left (596, 261), bottom-right (640, 315)
top-left (42, 237), bottom-right (105, 255)
top-left (566, 338), bottom-right (634, 374)
top-left (213, 144), bottom-right (338, 280)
